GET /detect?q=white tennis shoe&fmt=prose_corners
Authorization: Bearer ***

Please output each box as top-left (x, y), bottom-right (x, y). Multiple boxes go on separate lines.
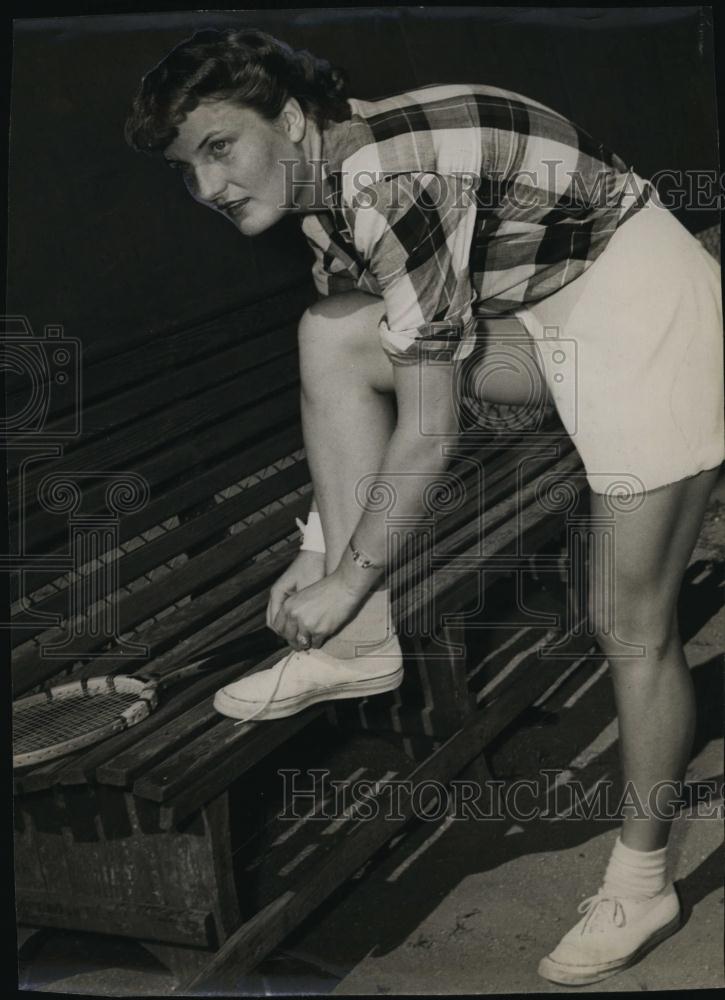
top-left (538, 883), bottom-right (682, 986)
top-left (213, 632), bottom-right (404, 723)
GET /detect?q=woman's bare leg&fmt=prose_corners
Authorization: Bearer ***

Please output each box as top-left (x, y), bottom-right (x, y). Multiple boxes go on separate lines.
top-left (298, 292), bottom-right (397, 653)
top-left (298, 294), bottom-right (555, 654)
top-left (587, 465), bottom-right (720, 848)
top-left (299, 292), bottom-right (396, 569)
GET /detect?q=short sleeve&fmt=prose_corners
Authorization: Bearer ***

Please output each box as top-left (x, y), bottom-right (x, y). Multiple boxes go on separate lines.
top-left (346, 173), bottom-right (479, 365)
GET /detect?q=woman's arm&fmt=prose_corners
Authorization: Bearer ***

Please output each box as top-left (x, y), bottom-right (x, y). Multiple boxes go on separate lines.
top-left (333, 354), bottom-right (461, 599)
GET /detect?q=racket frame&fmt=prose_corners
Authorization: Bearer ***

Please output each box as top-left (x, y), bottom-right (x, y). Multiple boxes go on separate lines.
top-left (13, 627), bottom-right (282, 770)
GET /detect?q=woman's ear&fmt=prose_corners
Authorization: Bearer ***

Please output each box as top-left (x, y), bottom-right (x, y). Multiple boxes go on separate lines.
top-left (280, 97), bottom-right (307, 143)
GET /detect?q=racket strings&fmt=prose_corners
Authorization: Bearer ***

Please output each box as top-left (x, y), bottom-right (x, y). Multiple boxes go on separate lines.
top-left (13, 691), bottom-right (142, 754)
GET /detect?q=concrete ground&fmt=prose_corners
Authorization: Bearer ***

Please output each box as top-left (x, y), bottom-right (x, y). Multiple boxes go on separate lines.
top-left (17, 473), bottom-right (725, 995)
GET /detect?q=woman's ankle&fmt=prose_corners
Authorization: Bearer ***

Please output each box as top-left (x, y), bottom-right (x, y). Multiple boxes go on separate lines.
top-left (321, 587), bottom-right (393, 659)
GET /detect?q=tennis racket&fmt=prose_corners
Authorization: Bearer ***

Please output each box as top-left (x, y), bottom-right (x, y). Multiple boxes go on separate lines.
top-left (13, 627), bottom-right (285, 769)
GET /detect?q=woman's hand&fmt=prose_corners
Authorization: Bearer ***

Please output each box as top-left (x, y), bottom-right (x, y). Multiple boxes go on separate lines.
top-left (271, 571), bottom-right (362, 650)
top-left (266, 550), bottom-right (326, 637)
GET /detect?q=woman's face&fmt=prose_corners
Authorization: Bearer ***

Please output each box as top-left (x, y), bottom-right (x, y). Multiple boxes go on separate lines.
top-left (163, 98), bottom-right (308, 236)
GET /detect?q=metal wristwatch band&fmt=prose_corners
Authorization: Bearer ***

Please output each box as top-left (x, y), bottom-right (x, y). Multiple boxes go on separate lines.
top-left (349, 536), bottom-right (383, 569)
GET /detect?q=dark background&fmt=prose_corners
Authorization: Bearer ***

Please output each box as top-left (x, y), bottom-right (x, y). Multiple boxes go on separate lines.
top-left (6, 5), bottom-right (721, 361)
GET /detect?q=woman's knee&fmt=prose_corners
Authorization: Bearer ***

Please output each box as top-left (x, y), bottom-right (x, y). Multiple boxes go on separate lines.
top-left (586, 581), bottom-right (677, 660)
top-left (299, 292), bottom-right (384, 343)
top-left (298, 292), bottom-right (393, 392)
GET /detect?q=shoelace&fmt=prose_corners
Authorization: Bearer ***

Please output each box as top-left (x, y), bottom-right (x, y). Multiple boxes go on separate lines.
top-left (577, 892), bottom-right (627, 934)
top-left (232, 647), bottom-right (304, 727)
top-left (229, 631), bottom-right (398, 727)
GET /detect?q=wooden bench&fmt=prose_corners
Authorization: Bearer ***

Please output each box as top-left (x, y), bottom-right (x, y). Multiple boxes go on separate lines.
top-left (10, 284), bottom-right (591, 989)
top-left (16, 215), bottom-right (721, 989)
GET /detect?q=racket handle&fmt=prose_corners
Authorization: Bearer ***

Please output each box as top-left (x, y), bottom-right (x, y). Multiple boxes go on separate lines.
top-left (190, 628), bottom-right (284, 669)
top-left (148, 628), bottom-right (285, 687)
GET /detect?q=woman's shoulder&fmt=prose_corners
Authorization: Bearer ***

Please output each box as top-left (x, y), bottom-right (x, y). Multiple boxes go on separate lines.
top-left (347, 82), bottom-right (569, 125)
top-left (332, 82), bottom-right (573, 186)
top-left (328, 84), bottom-right (486, 198)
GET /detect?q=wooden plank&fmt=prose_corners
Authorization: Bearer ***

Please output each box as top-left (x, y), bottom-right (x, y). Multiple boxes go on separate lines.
top-left (156, 707), bottom-right (328, 828)
top-left (414, 620), bottom-right (475, 737)
top-left (19, 415), bottom-right (303, 559)
top-left (203, 793), bottom-right (244, 942)
top-left (12, 495), bottom-right (310, 693)
top-left (350, 499), bottom-right (578, 745)
top-left (389, 448), bottom-right (577, 622)
top-left (154, 512), bottom-right (586, 828)
top-left (4, 280), bottom-right (311, 420)
top-left (9, 350), bottom-right (301, 506)
top-left (138, 698), bottom-right (326, 807)
top-left (392, 450), bottom-right (585, 632)
top-left (387, 439), bottom-right (575, 587)
top-left (17, 890), bottom-right (215, 946)
top-left (20, 459), bottom-right (309, 635)
top-left (16, 783), bottom-right (245, 947)
top-left (13, 590), bottom-right (274, 794)
top-left (321, 439), bottom-right (573, 740)
top-left (8, 317), bottom-right (298, 472)
top-left (13, 442), bottom-right (560, 694)
top-left (22, 789), bottom-right (75, 907)
top-left (73, 546), bottom-right (293, 677)
top-left (96, 647), bottom-right (289, 788)
top-left (16, 448), bottom-right (579, 792)
top-left (14, 550), bottom-right (296, 792)
top-left (132, 454), bottom-right (571, 809)
top-left (13, 800), bottom-right (48, 898)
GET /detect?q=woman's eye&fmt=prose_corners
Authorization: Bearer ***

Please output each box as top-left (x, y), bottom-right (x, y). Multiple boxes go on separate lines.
top-left (210, 139), bottom-right (229, 155)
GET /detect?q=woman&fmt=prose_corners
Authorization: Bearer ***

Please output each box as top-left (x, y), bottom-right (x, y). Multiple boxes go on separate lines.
top-left (125, 27), bottom-right (724, 986)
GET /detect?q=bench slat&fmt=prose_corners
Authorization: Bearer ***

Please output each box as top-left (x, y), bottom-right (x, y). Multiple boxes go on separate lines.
top-left (9, 350), bottom-right (301, 507)
top-left (16, 890), bottom-right (216, 947)
top-left (14, 442), bottom-right (577, 798)
top-left (393, 450), bottom-right (585, 632)
top-left (3, 280), bottom-right (311, 413)
top-left (156, 708), bottom-right (329, 829)
top-left (7, 313), bottom-right (299, 470)
top-left (18, 416), bottom-right (303, 558)
top-left (14, 547), bottom-right (297, 793)
top-left (16, 606), bottom-right (281, 796)
top-left (16, 459), bottom-right (309, 641)
top-left (4, 279), bottom-right (309, 449)
top-left (389, 441), bottom-right (577, 605)
top-left (13, 497), bottom-right (310, 693)
top-left (96, 645), bottom-right (287, 788)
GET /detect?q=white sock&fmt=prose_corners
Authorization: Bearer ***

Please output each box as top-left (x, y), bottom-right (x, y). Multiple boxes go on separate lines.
top-left (600, 835), bottom-right (668, 900)
top-left (320, 585), bottom-right (394, 659)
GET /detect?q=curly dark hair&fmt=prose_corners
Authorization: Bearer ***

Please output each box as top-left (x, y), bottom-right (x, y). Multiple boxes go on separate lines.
top-left (124, 27), bottom-right (351, 153)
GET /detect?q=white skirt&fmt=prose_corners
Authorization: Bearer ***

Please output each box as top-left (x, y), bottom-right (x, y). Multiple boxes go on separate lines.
top-left (514, 188), bottom-right (725, 496)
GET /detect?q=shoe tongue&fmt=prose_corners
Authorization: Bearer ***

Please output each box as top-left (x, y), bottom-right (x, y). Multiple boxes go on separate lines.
top-left (581, 890), bottom-right (628, 935)
top-left (585, 897), bottom-right (617, 934)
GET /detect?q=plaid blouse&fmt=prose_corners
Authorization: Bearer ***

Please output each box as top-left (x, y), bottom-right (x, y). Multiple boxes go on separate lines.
top-left (300, 84), bottom-right (653, 364)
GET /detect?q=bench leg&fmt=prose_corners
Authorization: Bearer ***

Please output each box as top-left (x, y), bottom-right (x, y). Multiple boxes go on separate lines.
top-left (15, 786), bottom-right (241, 951)
top-left (139, 939), bottom-right (217, 985)
top-left (17, 926), bottom-right (52, 963)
